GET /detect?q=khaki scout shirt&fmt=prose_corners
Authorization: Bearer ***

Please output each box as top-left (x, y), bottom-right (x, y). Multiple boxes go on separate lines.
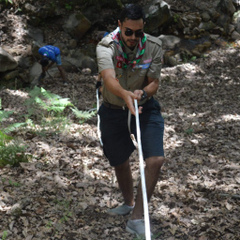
top-left (96, 32), bottom-right (162, 107)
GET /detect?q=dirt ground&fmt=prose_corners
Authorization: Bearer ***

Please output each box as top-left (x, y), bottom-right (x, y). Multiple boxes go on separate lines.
top-left (1, 41), bottom-right (240, 240)
top-left (1, 1), bottom-right (240, 240)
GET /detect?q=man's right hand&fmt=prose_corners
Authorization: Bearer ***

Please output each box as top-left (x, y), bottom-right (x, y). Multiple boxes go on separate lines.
top-left (122, 90), bottom-right (142, 115)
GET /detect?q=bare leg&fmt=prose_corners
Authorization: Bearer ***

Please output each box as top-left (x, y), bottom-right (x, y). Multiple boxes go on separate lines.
top-left (131, 156), bottom-right (165, 219)
top-left (114, 159), bottom-right (135, 206)
top-left (57, 65), bottom-right (67, 83)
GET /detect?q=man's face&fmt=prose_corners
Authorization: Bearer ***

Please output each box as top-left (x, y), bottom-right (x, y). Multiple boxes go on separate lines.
top-left (118, 18), bottom-right (144, 49)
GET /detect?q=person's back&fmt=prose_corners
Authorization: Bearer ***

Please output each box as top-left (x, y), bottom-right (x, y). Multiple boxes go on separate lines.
top-left (38, 45), bottom-right (68, 85)
top-left (38, 45), bottom-right (60, 62)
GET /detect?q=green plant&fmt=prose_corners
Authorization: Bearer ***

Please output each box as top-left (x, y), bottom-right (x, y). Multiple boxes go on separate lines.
top-left (0, 108), bottom-right (13, 122)
top-left (185, 128), bottom-right (194, 135)
top-left (173, 14), bottom-right (180, 23)
top-left (0, 132), bottom-right (28, 167)
top-left (0, 105), bottom-right (29, 167)
top-left (46, 220), bottom-right (53, 229)
top-left (71, 107), bottom-right (96, 124)
top-left (0, 0), bottom-right (13, 4)
top-left (0, 230), bottom-right (8, 240)
top-left (25, 87), bottom-right (73, 119)
top-left (8, 179), bottom-right (21, 187)
top-left (65, 3), bottom-right (72, 10)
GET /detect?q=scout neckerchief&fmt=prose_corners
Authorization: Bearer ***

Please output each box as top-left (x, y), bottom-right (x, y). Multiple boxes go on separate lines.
top-left (112, 27), bottom-right (146, 69)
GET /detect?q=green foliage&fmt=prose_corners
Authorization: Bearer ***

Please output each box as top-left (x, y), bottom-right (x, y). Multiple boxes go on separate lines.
top-left (0, 100), bottom-right (29, 167)
top-left (25, 87), bottom-right (73, 119)
top-left (0, 110), bottom-right (13, 121)
top-left (71, 107), bottom-right (96, 124)
top-left (0, 130), bottom-right (13, 146)
top-left (0, 87), bottom-right (96, 166)
top-left (8, 179), bottom-right (21, 187)
top-left (3, 122), bottom-right (27, 135)
top-left (0, 0), bottom-right (12, 4)
top-left (0, 131), bottom-right (28, 167)
top-left (0, 230), bottom-right (8, 240)
top-left (185, 128), bottom-right (194, 135)
top-left (0, 99), bottom-right (13, 122)
top-left (65, 3), bottom-right (73, 10)
top-left (173, 13), bottom-right (180, 23)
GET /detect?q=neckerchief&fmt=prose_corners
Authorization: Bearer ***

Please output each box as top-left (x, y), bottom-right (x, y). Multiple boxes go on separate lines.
top-left (112, 27), bottom-right (146, 69)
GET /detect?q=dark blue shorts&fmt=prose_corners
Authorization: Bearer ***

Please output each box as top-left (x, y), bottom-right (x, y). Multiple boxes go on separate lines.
top-left (98, 97), bottom-right (164, 166)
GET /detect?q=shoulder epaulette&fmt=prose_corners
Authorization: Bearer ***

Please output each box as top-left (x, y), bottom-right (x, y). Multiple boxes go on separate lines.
top-left (99, 34), bottom-right (114, 47)
top-left (146, 34), bottom-right (162, 47)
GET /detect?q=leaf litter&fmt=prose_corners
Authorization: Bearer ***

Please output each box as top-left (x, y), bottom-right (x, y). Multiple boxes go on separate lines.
top-left (0, 44), bottom-right (240, 240)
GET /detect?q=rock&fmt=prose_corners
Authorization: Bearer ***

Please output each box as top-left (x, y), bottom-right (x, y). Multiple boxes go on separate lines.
top-left (144, 0), bottom-right (172, 34)
top-left (231, 30), bottom-right (240, 40)
top-left (31, 41), bottom-right (43, 60)
top-left (232, 10), bottom-right (240, 33)
top-left (26, 27), bottom-right (44, 43)
top-left (81, 56), bottom-right (98, 74)
top-left (217, 0), bottom-right (236, 15)
top-left (201, 11), bottom-right (211, 22)
top-left (62, 56), bottom-right (83, 72)
top-left (208, 8), bottom-right (221, 21)
top-left (82, 68), bottom-right (92, 75)
top-left (68, 39), bottom-right (78, 49)
top-left (16, 56), bottom-right (32, 69)
top-left (0, 47), bottom-right (18, 73)
top-left (24, 3), bottom-right (37, 14)
top-left (198, 21), bottom-right (217, 31)
top-left (63, 12), bottom-right (91, 40)
top-left (192, 27), bottom-right (202, 36)
top-left (158, 35), bottom-right (181, 49)
top-left (216, 14), bottom-right (231, 33)
top-left (29, 62), bottom-right (58, 86)
top-left (2, 70), bottom-right (19, 81)
top-left (228, 24), bottom-right (236, 34)
top-left (209, 34), bottom-right (221, 40)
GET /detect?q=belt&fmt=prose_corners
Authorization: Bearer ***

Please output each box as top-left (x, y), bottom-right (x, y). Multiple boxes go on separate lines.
top-left (103, 101), bottom-right (128, 110)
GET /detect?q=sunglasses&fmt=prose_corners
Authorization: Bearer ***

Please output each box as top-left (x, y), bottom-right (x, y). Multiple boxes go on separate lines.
top-left (125, 29), bottom-right (144, 38)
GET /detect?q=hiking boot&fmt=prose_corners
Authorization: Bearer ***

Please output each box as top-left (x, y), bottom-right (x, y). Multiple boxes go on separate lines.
top-left (107, 204), bottom-right (134, 216)
top-left (126, 219), bottom-right (152, 238)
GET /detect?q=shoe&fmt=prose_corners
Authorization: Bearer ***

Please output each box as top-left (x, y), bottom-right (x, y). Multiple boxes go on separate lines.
top-left (126, 219), bottom-right (152, 238)
top-left (107, 204), bottom-right (134, 216)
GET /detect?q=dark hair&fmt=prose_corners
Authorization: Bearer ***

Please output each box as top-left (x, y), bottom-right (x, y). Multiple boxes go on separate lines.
top-left (119, 4), bottom-right (145, 23)
top-left (40, 57), bottom-right (49, 67)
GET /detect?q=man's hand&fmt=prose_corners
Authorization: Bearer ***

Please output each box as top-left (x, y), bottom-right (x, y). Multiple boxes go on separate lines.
top-left (134, 89), bottom-right (144, 101)
top-left (122, 90), bottom-right (143, 115)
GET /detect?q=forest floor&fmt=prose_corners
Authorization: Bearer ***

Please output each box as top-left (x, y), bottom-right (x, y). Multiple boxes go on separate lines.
top-left (1, 1), bottom-right (240, 240)
top-left (1, 41), bottom-right (240, 240)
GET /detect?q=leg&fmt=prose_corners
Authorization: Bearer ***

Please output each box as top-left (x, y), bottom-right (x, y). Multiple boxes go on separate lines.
top-left (57, 65), bottom-right (67, 83)
top-left (131, 156), bottom-right (165, 219)
top-left (114, 159), bottom-right (134, 206)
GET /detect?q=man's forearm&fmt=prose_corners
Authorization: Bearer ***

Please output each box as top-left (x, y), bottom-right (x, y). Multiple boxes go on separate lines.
top-left (143, 78), bottom-right (159, 97)
top-left (101, 69), bottom-right (127, 99)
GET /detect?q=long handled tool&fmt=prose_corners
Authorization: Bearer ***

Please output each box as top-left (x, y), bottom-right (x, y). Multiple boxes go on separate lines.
top-left (130, 99), bottom-right (151, 240)
top-left (96, 88), bottom-right (103, 146)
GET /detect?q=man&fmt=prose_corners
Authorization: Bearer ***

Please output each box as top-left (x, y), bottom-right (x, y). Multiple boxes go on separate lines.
top-left (96, 4), bottom-right (165, 238)
top-left (38, 45), bottom-right (68, 85)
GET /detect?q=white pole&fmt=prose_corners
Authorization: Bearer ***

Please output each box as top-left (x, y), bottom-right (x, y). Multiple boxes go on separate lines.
top-left (96, 89), bottom-right (103, 146)
top-left (134, 99), bottom-right (151, 240)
